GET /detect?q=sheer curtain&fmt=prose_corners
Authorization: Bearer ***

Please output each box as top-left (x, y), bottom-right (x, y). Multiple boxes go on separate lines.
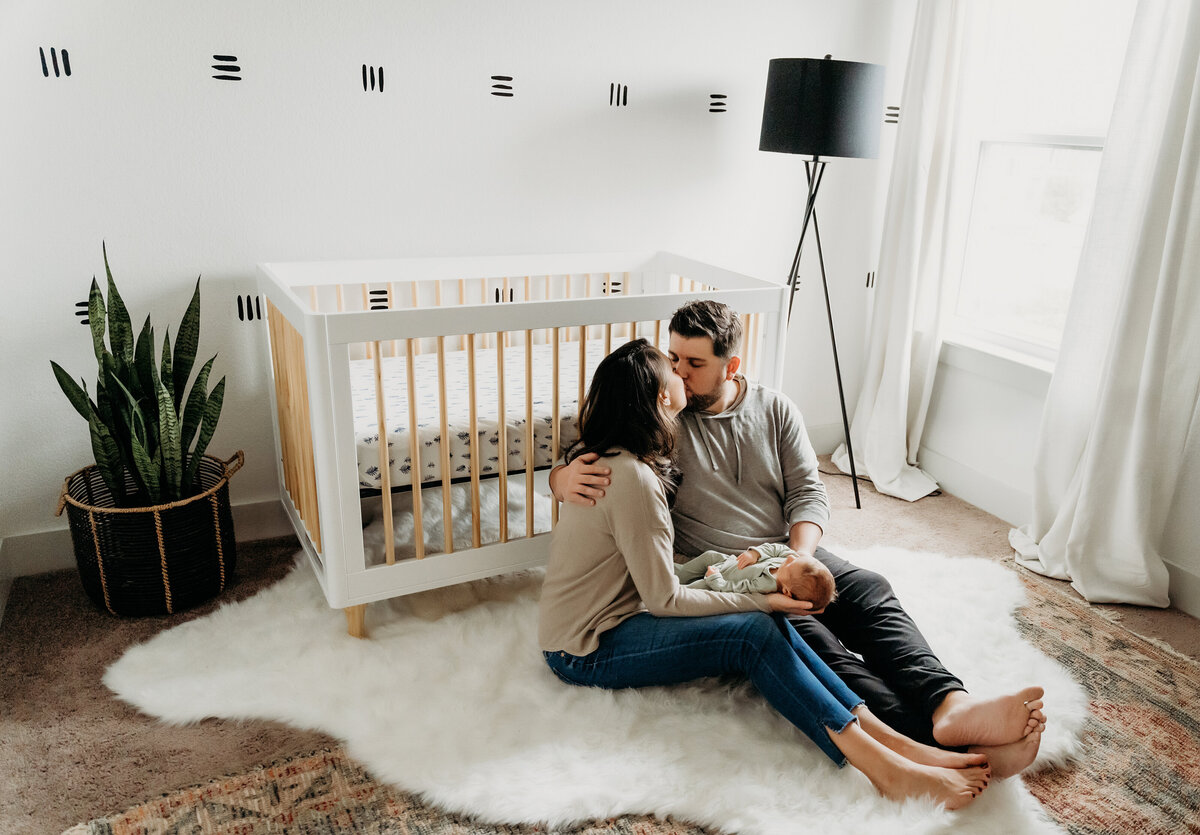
top-left (1010, 0), bottom-right (1200, 606)
top-left (830, 0), bottom-right (971, 501)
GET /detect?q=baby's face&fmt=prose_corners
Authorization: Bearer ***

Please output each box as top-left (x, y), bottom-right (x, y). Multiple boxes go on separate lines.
top-left (776, 554), bottom-right (836, 610)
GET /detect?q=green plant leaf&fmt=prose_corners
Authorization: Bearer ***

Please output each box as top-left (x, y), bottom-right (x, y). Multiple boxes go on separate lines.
top-left (51, 361), bottom-right (95, 421)
top-left (133, 316), bottom-right (155, 398)
top-left (88, 412), bottom-right (125, 503)
top-left (87, 277), bottom-right (106, 362)
top-left (102, 243), bottom-right (135, 372)
top-left (173, 278), bottom-right (201, 412)
top-left (184, 376), bottom-right (224, 489)
top-left (129, 431), bottom-right (160, 502)
top-left (157, 379), bottom-right (182, 500)
top-left (180, 356), bottom-right (214, 453)
top-left (159, 327), bottom-right (174, 408)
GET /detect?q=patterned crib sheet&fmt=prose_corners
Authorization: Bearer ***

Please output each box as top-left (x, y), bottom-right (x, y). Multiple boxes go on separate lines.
top-left (351, 337), bottom-right (619, 490)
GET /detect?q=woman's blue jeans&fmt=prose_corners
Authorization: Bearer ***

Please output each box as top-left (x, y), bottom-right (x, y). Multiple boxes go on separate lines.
top-left (543, 611), bottom-right (863, 765)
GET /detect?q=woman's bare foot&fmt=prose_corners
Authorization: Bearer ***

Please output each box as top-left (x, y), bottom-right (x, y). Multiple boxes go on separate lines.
top-left (932, 686), bottom-right (1045, 747)
top-left (969, 730), bottom-right (1042, 778)
top-left (872, 760), bottom-right (992, 811)
top-left (855, 707), bottom-right (990, 770)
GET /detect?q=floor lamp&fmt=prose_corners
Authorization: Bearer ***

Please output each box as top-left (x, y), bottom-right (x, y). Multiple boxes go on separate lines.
top-left (759, 56), bottom-right (884, 510)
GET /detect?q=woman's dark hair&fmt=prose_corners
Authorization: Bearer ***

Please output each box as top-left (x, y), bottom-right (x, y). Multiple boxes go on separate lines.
top-left (565, 339), bottom-right (681, 499)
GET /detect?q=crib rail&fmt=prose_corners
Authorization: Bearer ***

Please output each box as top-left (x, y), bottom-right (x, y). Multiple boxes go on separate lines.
top-left (258, 253), bottom-right (787, 613)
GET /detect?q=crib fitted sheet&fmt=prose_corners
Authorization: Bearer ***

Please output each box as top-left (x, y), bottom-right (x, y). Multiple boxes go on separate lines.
top-left (351, 337), bottom-right (618, 490)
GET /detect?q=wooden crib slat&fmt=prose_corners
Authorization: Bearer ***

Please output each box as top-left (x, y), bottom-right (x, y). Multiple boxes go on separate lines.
top-left (525, 330), bottom-right (534, 538)
top-left (266, 300), bottom-right (321, 552)
top-left (389, 282), bottom-right (399, 357)
top-left (467, 333), bottom-right (482, 549)
top-left (411, 283), bottom-right (422, 354)
top-left (578, 324), bottom-right (586, 412)
top-left (741, 314), bottom-right (751, 378)
top-left (458, 280), bottom-right (468, 351)
top-left (497, 330), bottom-right (508, 543)
top-left (604, 274), bottom-right (613, 355)
top-left (543, 275), bottom-right (553, 344)
top-left (362, 286), bottom-right (373, 360)
top-left (552, 327), bottom-right (560, 528)
top-left (405, 338), bottom-right (425, 559)
top-left (502, 278), bottom-right (511, 348)
top-left (436, 336), bottom-right (454, 555)
top-left (309, 286), bottom-right (318, 312)
top-left (655, 320), bottom-right (662, 350)
top-left (372, 342), bottom-right (395, 565)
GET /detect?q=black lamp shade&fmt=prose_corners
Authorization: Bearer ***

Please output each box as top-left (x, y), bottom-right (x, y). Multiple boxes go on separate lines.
top-left (759, 58), bottom-right (885, 159)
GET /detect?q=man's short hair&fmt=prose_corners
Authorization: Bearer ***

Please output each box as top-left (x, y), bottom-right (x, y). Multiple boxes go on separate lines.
top-left (669, 300), bottom-right (743, 360)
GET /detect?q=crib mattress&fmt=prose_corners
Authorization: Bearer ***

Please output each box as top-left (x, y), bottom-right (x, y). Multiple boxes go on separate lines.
top-left (351, 337), bottom-right (617, 490)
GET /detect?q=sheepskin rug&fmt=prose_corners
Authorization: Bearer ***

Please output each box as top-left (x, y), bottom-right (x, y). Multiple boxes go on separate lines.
top-left (105, 537), bottom-right (1087, 835)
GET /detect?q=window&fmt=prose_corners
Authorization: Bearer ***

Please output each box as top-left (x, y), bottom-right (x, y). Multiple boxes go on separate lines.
top-left (946, 0), bottom-right (1137, 361)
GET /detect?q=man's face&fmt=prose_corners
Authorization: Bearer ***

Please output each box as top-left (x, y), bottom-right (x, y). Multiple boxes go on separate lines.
top-left (668, 333), bottom-right (733, 412)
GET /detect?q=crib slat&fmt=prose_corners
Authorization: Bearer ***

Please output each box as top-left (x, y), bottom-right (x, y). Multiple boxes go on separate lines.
top-left (458, 280), bottom-right (467, 351)
top-left (436, 336), bottom-right (454, 555)
top-left (467, 333), bottom-right (482, 549)
top-left (604, 274), bottom-right (613, 355)
top-left (525, 330), bottom-right (534, 538)
top-left (411, 283), bottom-right (422, 354)
top-left (372, 342), bottom-right (395, 565)
top-left (552, 327), bottom-right (560, 528)
top-left (405, 338), bottom-right (425, 559)
top-left (502, 277), bottom-right (511, 348)
top-left (655, 320), bottom-right (662, 350)
top-left (497, 330), bottom-right (508, 543)
top-left (741, 314), bottom-right (751, 378)
top-left (362, 287), bottom-right (373, 359)
top-left (389, 282), bottom-right (399, 357)
top-left (578, 324), bottom-right (586, 411)
top-left (309, 286), bottom-right (318, 312)
top-left (543, 275), bottom-right (553, 344)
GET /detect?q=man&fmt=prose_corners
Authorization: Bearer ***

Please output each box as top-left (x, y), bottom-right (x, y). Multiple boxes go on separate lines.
top-left (550, 300), bottom-right (1045, 777)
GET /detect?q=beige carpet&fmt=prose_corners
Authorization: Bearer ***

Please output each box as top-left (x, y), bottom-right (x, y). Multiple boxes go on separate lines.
top-left (2, 461), bottom-right (1197, 834)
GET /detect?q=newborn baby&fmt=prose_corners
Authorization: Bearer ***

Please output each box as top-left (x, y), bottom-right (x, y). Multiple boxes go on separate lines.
top-left (673, 542), bottom-right (837, 610)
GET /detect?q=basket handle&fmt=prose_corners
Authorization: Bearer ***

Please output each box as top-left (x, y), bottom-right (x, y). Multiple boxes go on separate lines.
top-left (222, 450), bottom-right (246, 479)
top-left (55, 476), bottom-right (71, 517)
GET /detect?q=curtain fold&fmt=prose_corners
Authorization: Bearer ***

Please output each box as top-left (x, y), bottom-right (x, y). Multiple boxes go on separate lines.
top-left (831, 0), bottom-right (970, 502)
top-left (1010, 0), bottom-right (1200, 606)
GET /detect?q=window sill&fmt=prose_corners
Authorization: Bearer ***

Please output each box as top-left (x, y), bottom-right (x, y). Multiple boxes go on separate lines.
top-left (938, 335), bottom-right (1053, 398)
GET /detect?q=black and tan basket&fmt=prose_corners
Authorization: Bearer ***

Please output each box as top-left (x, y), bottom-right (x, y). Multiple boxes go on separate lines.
top-left (55, 451), bottom-right (244, 617)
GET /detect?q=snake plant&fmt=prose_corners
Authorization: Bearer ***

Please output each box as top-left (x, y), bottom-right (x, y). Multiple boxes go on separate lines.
top-left (51, 244), bottom-right (226, 506)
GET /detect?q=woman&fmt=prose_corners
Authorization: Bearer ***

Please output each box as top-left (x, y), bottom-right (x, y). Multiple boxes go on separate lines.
top-left (539, 339), bottom-right (991, 809)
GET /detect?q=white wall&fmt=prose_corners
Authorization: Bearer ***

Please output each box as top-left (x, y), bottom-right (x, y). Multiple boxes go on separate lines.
top-left (0, 0), bottom-right (907, 574)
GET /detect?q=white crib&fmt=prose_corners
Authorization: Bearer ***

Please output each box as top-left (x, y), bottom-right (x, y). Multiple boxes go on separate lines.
top-left (257, 252), bottom-right (788, 636)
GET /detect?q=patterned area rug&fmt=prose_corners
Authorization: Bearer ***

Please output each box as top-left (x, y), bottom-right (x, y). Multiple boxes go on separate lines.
top-left (67, 562), bottom-right (1200, 835)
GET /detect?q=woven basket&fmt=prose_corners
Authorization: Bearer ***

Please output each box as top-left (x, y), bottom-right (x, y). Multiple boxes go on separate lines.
top-left (55, 451), bottom-right (244, 617)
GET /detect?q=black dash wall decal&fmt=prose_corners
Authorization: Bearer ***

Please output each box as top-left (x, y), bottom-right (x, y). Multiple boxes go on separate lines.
top-left (40, 47), bottom-right (71, 78)
top-left (609, 83), bottom-right (628, 106)
top-left (709, 93), bottom-right (727, 113)
top-left (363, 65), bottom-right (384, 92)
top-left (236, 294), bottom-right (263, 322)
top-left (490, 75), bottom-right (513, 97)
top-left (368, 288), bottom-right (389, 309)
top-left (885, 105), bottom-right (900, 124)
top-left (75, 300), bottom-right (89, 325)
top-left (212, 55), bottom-right (242, 81)
top-left (866, 271), bottom-right (876, 288)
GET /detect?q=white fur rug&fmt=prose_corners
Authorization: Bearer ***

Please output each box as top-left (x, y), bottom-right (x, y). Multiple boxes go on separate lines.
top-left (105, 546), bottom-right (1087, 835)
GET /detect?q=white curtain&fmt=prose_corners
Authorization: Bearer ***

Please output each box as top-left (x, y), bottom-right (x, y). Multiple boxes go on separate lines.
top-left (1010, 0), bottom-right (1200, 606)
top-left (831, 0), bottom-right (971, 501)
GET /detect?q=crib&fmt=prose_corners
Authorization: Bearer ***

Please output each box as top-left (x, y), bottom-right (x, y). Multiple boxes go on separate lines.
top-left (257, 252), bottom-right (789, 636)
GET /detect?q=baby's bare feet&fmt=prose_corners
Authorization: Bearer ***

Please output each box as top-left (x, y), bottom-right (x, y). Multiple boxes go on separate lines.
top-left (932, 686), bottom-right (1045, 747)
top-left (969, 730), bottom-right (1042, 779)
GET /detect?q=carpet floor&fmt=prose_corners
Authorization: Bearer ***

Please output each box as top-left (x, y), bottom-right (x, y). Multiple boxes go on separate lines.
top-left (4, 466), bottom-right (1198, 834)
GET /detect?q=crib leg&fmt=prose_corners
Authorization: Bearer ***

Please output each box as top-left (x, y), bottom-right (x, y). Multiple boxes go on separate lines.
top-left (344, 604), bottom-right (368, 639)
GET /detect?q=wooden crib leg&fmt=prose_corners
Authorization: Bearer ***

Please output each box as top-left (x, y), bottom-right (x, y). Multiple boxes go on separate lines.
top-left (344, 604), bottom-right (368, 639)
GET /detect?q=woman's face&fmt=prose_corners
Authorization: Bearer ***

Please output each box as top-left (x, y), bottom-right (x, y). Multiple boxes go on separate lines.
top-left (661, 367), bottom-right (687, 417)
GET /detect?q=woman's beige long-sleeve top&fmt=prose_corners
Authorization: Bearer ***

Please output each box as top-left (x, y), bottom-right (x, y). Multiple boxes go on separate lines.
top-left (538, 449), bottom-right (772, 656)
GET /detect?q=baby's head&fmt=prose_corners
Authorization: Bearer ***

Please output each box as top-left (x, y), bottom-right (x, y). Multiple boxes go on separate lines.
top-left (775, 553), bottom-right (836, 610)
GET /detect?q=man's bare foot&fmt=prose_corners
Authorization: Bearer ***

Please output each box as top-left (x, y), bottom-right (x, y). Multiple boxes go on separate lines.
top-left (872, 761), bottom-right (991, 811)
top-left (969, 731), bottom-right (1042, 779)
top-left (932, 686), bottom-right (1045, 747)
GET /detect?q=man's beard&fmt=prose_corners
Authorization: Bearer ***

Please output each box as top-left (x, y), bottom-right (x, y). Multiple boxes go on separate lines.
top-left (685, 386), bottom-right (722, 412)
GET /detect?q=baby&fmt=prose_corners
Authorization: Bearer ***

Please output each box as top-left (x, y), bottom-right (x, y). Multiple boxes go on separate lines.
top-left (673, 542), bottom-right (837, 610)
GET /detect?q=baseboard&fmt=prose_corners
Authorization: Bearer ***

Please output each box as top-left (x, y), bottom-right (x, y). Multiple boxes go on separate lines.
top-left (0, 498), bottom-right (293, 584)
top-left (916, 446), bottom-right (1032, 528)
top-left (1164, 559), bottom-right (1200, 620)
